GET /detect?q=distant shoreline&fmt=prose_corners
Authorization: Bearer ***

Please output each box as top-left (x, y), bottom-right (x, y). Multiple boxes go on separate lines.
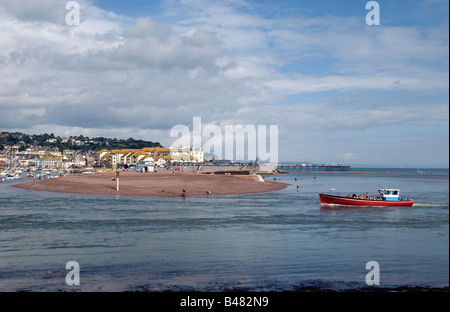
top-left (278, 170), bottom-right (447, 174)
top-left (279, 171), bottom-right (404, 174)
top-left (14, 171), bottom-right (289, 197)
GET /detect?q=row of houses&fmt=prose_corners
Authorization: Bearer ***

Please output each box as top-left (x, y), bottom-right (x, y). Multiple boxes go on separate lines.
top-left (0, 145), bottom-right (96, 170)
top-left (0, 154), bottom-right (96, 170)
top-left (1, 145), bottom-right (205, 170)
top-left (97, 147), bottom-right (204, 168)
top-left (38, 155), bottom-right (96, 169)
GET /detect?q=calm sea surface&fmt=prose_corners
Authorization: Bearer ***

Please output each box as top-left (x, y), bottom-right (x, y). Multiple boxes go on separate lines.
top-left (0, 168), bottom-right (448, 291)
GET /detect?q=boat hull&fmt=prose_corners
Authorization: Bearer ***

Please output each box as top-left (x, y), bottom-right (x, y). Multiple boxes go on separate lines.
top-left (319, 193), bottom-right (414, 207)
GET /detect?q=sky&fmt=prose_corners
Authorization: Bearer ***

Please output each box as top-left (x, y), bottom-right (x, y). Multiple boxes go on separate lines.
top-left (0, 0), bottom-right (448, 167)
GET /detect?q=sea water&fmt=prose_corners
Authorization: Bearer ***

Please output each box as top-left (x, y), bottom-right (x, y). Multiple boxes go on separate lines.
top-left (0, 168), bottom-right (448, 291)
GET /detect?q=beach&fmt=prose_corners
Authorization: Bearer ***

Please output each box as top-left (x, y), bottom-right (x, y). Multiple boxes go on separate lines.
top-left (14, 171), bottom-right (289, 197)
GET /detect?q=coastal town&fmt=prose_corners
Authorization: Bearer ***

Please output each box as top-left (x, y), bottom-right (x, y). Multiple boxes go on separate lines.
top-left (0, 134), bottom-right (207, 175)
top-left (1, 132), bottom-right (286, 196)
top-left (0, 132), bottom-right (275, 181)
top-left (0, 145), bottom-right (206, 172)
top-left (0, 131), bottom-right (349, 181)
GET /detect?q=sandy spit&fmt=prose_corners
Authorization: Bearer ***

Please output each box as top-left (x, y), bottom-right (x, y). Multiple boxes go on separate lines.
top-left (14, 171), bottom-right (289, 198)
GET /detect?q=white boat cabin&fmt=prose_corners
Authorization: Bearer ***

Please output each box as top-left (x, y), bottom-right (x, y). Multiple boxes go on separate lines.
top-left (378, 188), bottom-right (400, 201)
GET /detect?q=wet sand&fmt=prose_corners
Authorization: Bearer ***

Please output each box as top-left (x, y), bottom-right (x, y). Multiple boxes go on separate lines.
top-left (15, 171), bottom-right (289, 197)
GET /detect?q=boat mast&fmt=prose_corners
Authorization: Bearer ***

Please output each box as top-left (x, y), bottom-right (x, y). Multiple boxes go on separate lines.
top-left (13, 146), bottom-right (16, 170)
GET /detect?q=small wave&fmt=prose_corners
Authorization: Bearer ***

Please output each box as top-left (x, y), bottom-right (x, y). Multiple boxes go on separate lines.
top-left (413, 203), bottom-right (449, 208)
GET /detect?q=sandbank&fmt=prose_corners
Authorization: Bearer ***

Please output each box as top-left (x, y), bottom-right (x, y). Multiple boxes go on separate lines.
top-left (14, 171), bottom-right (289, 197)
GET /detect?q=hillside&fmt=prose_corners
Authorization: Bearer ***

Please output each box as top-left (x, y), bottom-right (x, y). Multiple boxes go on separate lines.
top-left (0, 131), bottom-right (162, 152)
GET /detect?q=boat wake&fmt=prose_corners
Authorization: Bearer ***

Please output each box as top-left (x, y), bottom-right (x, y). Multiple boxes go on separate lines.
top-left (412, 203), bottom-right (449, 208)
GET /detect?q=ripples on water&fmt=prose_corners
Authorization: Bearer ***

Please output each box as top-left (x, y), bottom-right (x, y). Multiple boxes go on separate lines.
top-left (0, 169), bottom-right (448, 292)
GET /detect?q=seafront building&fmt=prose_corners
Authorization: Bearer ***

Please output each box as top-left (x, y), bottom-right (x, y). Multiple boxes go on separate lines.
top-left (0, 145), bottom-right (204, 171)
top-left (97, 147), bottom-right (205, 169)
top-left (0, 145), bottom-right (97, 171)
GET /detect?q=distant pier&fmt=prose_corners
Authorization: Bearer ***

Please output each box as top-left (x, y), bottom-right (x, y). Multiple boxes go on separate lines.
top-left (277, 164), bottom-right (351, 172)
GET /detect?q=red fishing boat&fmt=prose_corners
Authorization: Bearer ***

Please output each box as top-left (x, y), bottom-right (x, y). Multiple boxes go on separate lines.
top-left (319, 188), bottom-right (414, 207)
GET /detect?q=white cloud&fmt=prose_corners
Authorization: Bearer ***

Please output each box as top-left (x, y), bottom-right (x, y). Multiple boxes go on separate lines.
top-left (344, 153), bottom-right (357, 161)
top-left (265, 73), bottom-right (449, 94)
top-left (0, 2), bottom-right (278, 135)
top-left (0, 0), bottom-right (448, 166)
top-left (0, 0), bottom-right (65, 23)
